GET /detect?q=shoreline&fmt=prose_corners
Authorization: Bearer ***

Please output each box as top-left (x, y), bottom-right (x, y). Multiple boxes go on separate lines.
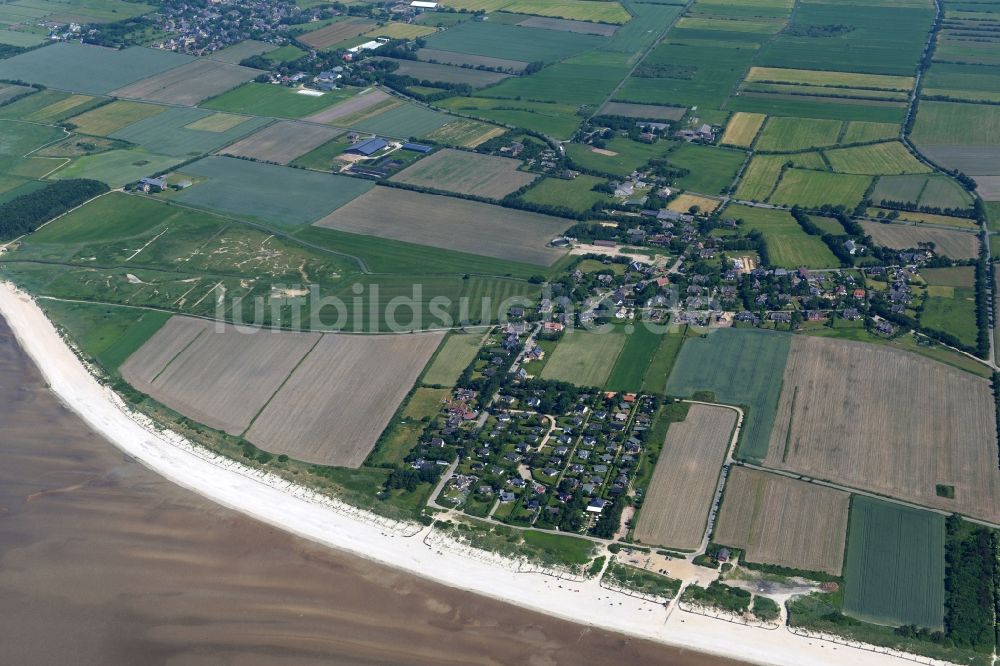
top-left (0, 282), bottom-right (944, 666)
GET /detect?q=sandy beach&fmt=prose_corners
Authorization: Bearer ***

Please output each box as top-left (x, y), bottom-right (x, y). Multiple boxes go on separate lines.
top-left (0, 282), bottom-right (946, 666)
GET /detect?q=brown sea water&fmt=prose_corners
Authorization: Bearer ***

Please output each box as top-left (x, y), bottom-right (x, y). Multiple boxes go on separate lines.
top-left (0, 319), bottom-right (747, 666)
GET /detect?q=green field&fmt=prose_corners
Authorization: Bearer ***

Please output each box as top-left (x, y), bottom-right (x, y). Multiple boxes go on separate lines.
top-left (756, 117), bottom-right (843, 152)
top-left (668, 143), bottom-right (746, 195)
top-left (841, 121), bottom-right (900, 144)
top-left (665, 328), bottom-right (790, 462)
top-left (473, 61), bottom-right (629, 107)
top-left (921, 266), bottom-right (978, 348)
top-left (421, 330), bottom-right (485, 386)
top-left (295, 225), bottom-right (547, 279)
top-left (64, 99), bottom-right (168, 136)
top-left (912, 101), bottom-right (1000, 146)
top-left (540, 328), bottom-right (627, 387)
top-left (734, 153), bottom-right (825, 202)
top-left (49, 148), bottom-right (181, 188)
top-left (729, 204), bottom-right (840, 269)
top-left (203, 82), bottom-right (358, 119)
top-left (0, 119), bottom-right (65, 172)
top-left (639, 328), bottom-right (687, 394)
top-left (728, 95), bottom-right (908, 124)
top-left (605, 324), bottom-right (663, 392)
top-left (872, 174), bottom-right (973, 208)
top-left (422, 21), bottom-right (607, 63)
top-left (824, 141), bottom-right (930, 176)
top-left (843, 497), bottom-right (945, 630)
top-left (565, 137), bottom-right (671, 177)
top-left (0, 90), bottom-right (101, 124)
top-left (769, 169), bottom-right (872, 209)
top-left (39, 299), bottom-right (170, 372)
top-left (171, 156), bottom-right (374, 227)
top-left (519, 174), bottom-right (610, 213)
top-left (437, 97), bottom-right (581, 139)
top-left (290, 136), bottom-right (352, 171)
top-left (757, 3), bottom-right (934, 76)
top-left (987, 202), bottom-right (1000, 233)
top-left (347, 102), bottom-right (454, 138)
top-left (111, 107), bottom-right (270, 157)
top-left (0, 42), bottom-right (192, 94)
top-left (616, 39), bottom-right (759, 109)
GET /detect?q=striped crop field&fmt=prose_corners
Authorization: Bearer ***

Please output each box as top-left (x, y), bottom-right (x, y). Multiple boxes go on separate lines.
top-left (843, 497), bottom-right (945, 630)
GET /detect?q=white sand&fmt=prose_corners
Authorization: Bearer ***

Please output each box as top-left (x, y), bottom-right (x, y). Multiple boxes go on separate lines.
top-left (0, 282), bottom-right (948, 666)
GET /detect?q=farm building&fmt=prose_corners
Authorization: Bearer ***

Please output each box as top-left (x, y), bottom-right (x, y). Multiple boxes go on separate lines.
top-left (348, 41), bottom-right (384, 54)
top-left (402, 142), bottom-right (433, 153)
top-left (138, 177), bottom-right (167, 192)
top-left (346, 137), bottom-right (389, 156)
top-left (410, 1), bottom-right (438, 7)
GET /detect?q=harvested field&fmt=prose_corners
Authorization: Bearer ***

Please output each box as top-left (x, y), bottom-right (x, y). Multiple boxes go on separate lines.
top-left (245, 331), bottom-right (445, 467)
top-left (219, 121), bottom-right (343, 165)
top-left (314, 186), bottom-right (570, 266)
top-left (303, 88), bottom-right (391, 124)
top-left (667, 193), bottom-right (720, 214)
top-left (714, 468), bottom-right (850, 575)
top-left (389, 148), bottom-right (536, 198)
top-left (517, 16), bottom-right (618, 36)
top-left (121, 316), bottom-right (321, 436)
top-left (380, 59), bottom-right (511, 87)
top-left (416, 48), bottom-right (528, 72)
top-left (184, 113), bottom-right (250, 132)
top-left (633, 404), bottom-right (735, 550)
top-left (364, 22), bottom-right (436, 40)
top-left (720, 112), bottom-right (765, 148)
top-left (598, 101), bottom-right (686, 121)
top-left (425, 118), bottom-right (504, 148)
top-left (764, 336), bottom-right (1000, 523)
top-left (977, 176), bottom-right (1000, 201)
top-left (110, 59), bottom-right (261, 106)
top-left (298, 18), bottom-right (376, 49)
top-left (917, 146), bottom-right (1000, 176)
top-left (859, 221), bottom-right (979, 260)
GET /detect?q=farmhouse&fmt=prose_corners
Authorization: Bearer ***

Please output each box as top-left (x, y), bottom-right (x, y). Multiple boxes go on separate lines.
top-left (346, 137), bottom-right (389, 156)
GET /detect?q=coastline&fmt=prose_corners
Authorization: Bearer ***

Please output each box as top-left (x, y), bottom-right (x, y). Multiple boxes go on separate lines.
top-left (0, 282), bottom-right (944, 666)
